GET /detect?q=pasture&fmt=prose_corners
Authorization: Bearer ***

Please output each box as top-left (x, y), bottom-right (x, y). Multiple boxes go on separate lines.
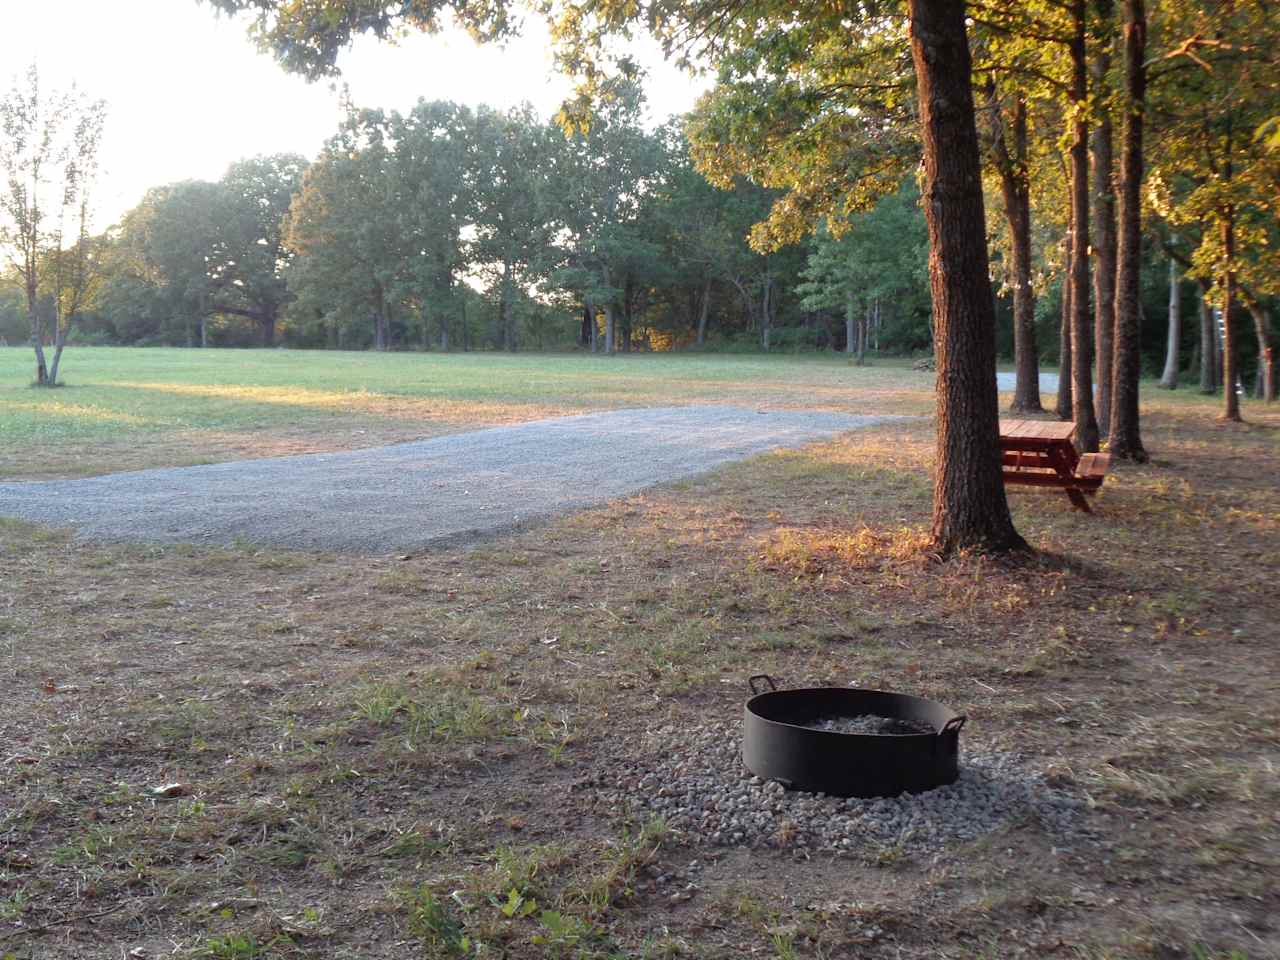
top-left (1, 347), bottom-right (1277, 959)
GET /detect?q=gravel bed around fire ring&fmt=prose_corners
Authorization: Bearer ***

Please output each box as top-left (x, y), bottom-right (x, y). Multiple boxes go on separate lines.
top-left (588, 722), bottom-right (1088, 855)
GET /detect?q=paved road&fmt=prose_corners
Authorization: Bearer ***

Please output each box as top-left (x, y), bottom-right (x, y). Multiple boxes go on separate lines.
top-left (996, 372), bottom-right (1060, 393)
top-left (0, 406), bottom-right (898, 554)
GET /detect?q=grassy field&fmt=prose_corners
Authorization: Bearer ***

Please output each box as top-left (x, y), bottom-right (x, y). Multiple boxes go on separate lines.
top-left (0, 347), bottom-right (935, 479)
top-left (1, 347), bottom-right (1278, 960)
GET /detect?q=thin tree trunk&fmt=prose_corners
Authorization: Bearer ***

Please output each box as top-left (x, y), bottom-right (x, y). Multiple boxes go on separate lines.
top-left (200, 315), bottom-right (208, 349)
top-left (1220, 246), bottom-right (1242, 421)
top-left (1056, 233), bottom-right (1075, 420)
top-left (1242, 297), bottom-right (1275, 402)
top-left (845, 294), bottom-right (856, 356)
top-left (1108, 0), bottom-right (1147, 461)
top-left (1070, 0), bottom-right (1100, 452)
top-left (909, 0), bottom-right (1026, 555)
top-left (760, 274), bottom-right (772, 351)
top-left (47, 322), bottom-right (68, 386)
top-left (604, 303), bottom-right (616, 355)
top-left (697, 277), bottom-right (711, 346)
top-left (1198, 283), bottom-right (1216, 393)
top-left (857, 302), bottom-right (869, 364)
top-left (1160, 253), bottom-right (1181, 388)
top-left (996, 97), bottom-right (1043, 413)
top-left (1091, 0), bottom-right (1117, 439)
top-left (29, 297), bottom-right (48, 386)
top-left (501, 260), bottom-right (515, 352)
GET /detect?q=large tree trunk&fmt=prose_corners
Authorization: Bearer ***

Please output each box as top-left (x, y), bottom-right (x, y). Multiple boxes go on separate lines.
top-left (1056, 234), bottom-right (1075, 420)
top-left (580, 304), bottom-right (593, 348)
top-left (262, 310), bottom-right (276, 348)
top-left (1070, 0), bottom-right (1100, 452)
top-left (1160, 254), bottom-right (1180, 388)
top-left (604, 302), bottom-right (616, 355)
top-left (1090, 0), bottom-right (1117, 439)
top-left (997, 98), bottom-right (1043, 413)
top-left (1197, 283), bottom-right (1217, 393)
top-left (909, 0), bottom-right (1026, 556)
top-left (1108, 0), bottom-right (1147, 461)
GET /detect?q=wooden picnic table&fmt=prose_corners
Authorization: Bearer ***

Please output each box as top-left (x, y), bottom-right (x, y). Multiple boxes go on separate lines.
top-left (999, 418), bottom-right (1110, 512)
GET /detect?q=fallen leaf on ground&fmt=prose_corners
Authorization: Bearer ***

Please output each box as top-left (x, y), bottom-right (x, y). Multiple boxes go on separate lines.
top-left (148, 782), bottom-right (192, 799)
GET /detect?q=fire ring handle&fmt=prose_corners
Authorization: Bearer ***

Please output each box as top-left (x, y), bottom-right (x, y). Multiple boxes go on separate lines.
top-left (940, 715), bottom-right (967, 736)
top-left (748, 674), bottom-right (778, 696)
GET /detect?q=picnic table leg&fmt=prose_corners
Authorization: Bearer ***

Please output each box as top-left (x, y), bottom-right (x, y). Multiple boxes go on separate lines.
top-left (1065, 487), bottom-right (1092, 512)
top-left (1046, 443), bottom-right (1092, 513)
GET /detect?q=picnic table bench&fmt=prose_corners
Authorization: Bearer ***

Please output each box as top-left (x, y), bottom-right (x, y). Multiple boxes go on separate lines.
top-left (999, 418), bottom-right (1110, 512)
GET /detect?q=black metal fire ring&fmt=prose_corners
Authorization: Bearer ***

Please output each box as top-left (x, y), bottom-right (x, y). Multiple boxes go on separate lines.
top-left (742, 674), bottom-right (966, 799)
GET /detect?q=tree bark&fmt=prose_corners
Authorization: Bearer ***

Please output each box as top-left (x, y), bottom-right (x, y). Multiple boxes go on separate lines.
top-left (1197, 282), bottom-right (1217, 393)
top-left (909, 0), bottom-right (1026, 556)
top-left (47, 322), bottom-right (68, 386)
top-left (1108, 0), bottom-right (1147, 461)
top-left (1090, 0), bottom-right (1117, 439)
top-left (845, 294), bottom-right (856, 357)
top-left (858, 302), bottom-right (870, 364)
top-left (1070, 0), bottom-right (1100, 452)
top-left (1160, 253), bottom-right (1180, 388)
top-left (1242, 294), bottom-right (1276, 403)
top-left (28, 280), bottom-right (49, 386)
top-left (1056, 233), bottom-right (1075, 420)
top-left (604, 302), bottom-right (616, 355)
top-left (1220, 205), bottom-right (1242, 421)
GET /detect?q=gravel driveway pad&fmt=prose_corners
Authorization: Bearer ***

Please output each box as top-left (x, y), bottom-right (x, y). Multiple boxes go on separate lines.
top-left (0, 406), bottom-right (896, 553)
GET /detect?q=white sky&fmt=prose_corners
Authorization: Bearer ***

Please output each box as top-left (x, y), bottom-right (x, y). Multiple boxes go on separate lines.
top-left (5, 0), bottom-right (709, 228)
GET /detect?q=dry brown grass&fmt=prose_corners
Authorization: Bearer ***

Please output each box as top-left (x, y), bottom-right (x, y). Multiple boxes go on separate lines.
top-left (0, 381), bottom-right (1277, 959)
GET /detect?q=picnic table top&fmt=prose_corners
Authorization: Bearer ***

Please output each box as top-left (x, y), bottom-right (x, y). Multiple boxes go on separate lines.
top-left (999, 418), bottom-right (1077, 443)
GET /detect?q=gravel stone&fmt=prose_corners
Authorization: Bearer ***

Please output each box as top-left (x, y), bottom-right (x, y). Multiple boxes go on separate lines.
top-left (0, 406), bottom-right (901, 552)
top-left (587, 721), bottom-right (1089, 855)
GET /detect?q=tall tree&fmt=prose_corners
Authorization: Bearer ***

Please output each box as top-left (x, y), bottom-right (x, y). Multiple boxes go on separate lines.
top-left (910, 0), bottom-right (1027, 553)
top-left (0, 65), bottom-right (106, 385)
top-left (1107, 0), bottom-right (1147, 460)
top-left (469, 104), bottom-right (555, 352)
top-left (1068, 0), bottom-right (1101, 451)
top-left (284, 110), bottom-right (403, 349)
top-left (1090, 0), bottom-right (1118, 439)
top-left (984, 90), bottom-right (1043, 412)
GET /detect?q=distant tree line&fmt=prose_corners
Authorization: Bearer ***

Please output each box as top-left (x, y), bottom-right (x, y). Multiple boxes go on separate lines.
top-left (2, 64), bottom-right (1273, 403)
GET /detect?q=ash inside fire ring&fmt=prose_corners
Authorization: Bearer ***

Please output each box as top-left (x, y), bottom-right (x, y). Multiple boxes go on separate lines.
top-left (805, 713), bottom-right (935, 736)
top-left (585, 721), bottom-right (1089, 855)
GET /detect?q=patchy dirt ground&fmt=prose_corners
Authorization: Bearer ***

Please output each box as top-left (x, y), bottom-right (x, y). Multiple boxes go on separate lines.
top-left (1, 396), bottom-right (1277, 960)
